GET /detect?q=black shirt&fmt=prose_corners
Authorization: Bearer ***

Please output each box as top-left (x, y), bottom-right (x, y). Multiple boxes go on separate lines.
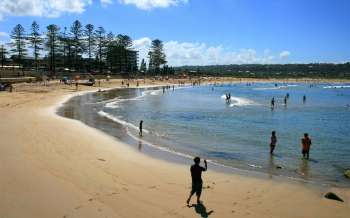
top-left (191, 164), bottom-right (206, 184)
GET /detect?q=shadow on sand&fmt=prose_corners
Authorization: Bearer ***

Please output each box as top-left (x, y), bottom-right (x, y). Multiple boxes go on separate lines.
top-left (188, 202), bottom-right (214, 218)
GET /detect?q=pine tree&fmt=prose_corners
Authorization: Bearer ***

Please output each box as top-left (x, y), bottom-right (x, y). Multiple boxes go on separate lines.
top-left (94, 26), bottom-right (106, 73)
top-left (85, 24), bottom-right (94, 72)
top-left (29, 21), bottom-right (43, 71)
top-left (70, 20), bottom-right (84, 71)
top-left (0, 44), bottom-right (8, 68)
top-left (46, 24), bottom-right (60, 75)
top-left (148, 39), bottom-right (166, 74)
top-left (10, 24), bottom-right (27, 69)
top-left (116, 34), bottom-right (133, 72)
top-left (106, 32), bottom-right (115, 72)
top-left (140, 58), bottom-right (147, 72)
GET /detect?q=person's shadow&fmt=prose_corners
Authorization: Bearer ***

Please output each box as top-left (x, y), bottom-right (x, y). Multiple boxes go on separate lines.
top-left (188, 202), bottom-right (214, 218)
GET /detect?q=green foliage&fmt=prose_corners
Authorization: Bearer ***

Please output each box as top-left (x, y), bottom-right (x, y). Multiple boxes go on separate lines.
top-left (10, 24), bottom-right (27, 67)
top-left (148, 39), bottom-right (166, 74)
top-left (85, 24), bottom-right (95, 72)
top-left (140, 58), bottom-right (147, 72)
top-left (29, 21), bottom-right (43, 70)
top-left (174, 64), bottom-right (350, 79)
top-left (46, 24), bottom-right (60, 74)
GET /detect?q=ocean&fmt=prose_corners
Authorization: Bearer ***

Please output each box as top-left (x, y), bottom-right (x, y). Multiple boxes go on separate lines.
top-left (58, 82), bottom-right (350, 187)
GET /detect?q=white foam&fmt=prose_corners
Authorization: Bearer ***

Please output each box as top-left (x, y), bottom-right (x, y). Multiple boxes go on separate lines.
top-left (253, 84), bottom-right (298, 90)
top-left (98, 110), bottom-right (149, 134)
top-left (221, 94), bottom-right (257, 106)
top-left (323, 85), bottom-right (350, 89)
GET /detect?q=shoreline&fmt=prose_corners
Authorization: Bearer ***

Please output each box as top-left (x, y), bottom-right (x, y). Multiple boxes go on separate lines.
top-left (1, 78), bottom-right (350, 217)
top-left (57, 84), bottom-right (348, 189)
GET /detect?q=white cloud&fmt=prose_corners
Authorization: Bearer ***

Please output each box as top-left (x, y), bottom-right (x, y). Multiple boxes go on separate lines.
top-left (0, 0), bottom-right (115, 20)
top-left (101, 0), bottom-right (113, 7)
top-left (119, 0), bottom-right (188, 10)
top-left (279, 50), bottom-right (291, 59)
top-left (133, 37), bottom-right (288, 66)
top-left (0, 32), bottom-right (9, 38)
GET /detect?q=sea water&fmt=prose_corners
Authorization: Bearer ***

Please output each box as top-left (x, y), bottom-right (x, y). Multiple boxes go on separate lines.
top-left (59, 82), bottom-right (350, 187)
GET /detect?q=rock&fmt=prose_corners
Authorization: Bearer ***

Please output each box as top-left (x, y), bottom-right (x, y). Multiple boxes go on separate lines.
top-left (344, 170), bottom-right (350, 179)
top-left (324, 192), bottom-right (344, 202)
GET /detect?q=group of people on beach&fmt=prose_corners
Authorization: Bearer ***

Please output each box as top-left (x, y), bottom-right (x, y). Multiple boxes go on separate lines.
top-left (162, 85), bottom-right (175, 94)
top-left (270, 131), bottom-right (312, 159)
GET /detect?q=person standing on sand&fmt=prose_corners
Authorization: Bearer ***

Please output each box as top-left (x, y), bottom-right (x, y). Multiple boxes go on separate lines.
top-left (301, 133), bottom-right (312, 159)
top-left (270, 131), bottom-right (277, 155)
top-left (139, 120), bottom-right (143, 137)
top-left (187, 157), bottom-right (207, 205)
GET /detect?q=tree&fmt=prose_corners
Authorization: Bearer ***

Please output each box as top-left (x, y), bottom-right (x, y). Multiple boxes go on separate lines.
top-left (94, 26), bottom-right (106, 73)
top-left (148, 39), bottom-right (166, 74)
top-left (46, 24), bottom-right (60, 75)
top-left (70, 20), bottom-right (84, 71)
top-left (10, 24), bottom-right (27, 69)
top-left (140, 58), bottom-right (147, 72)
top-left (29, 21), bottom-right (43, 70)
top-left (116, 34), bottom-right (133, 72)
top-left (0, 44), bottom-right (8, 68)
top-left (85, 24), bottom-right (94, 72)
top-left (106, 32), bottom-right (115, 71)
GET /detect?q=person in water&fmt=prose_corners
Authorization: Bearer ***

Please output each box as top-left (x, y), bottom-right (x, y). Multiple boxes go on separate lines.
top-left (187, 157), bottom-right (207, 205)
top-left (271, 97), bottom-right (275, 108)
top-left (139, 120), bottom-right (143, 137)
top-left (270, 131), bottom-right (277, 155)
top-left (303, 95), bottom-right (306, 103)
top-left (284, 96), bottom-right (288, 105)
top-left (301, 133), bottom-right (312, 159)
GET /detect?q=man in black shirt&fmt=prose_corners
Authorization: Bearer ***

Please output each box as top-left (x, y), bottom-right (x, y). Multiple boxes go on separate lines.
top-left (186, 157), bottom-right (207, 205)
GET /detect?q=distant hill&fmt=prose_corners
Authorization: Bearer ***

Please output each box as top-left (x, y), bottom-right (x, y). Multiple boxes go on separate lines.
top-left (174, 63), bottom-right (350, 79)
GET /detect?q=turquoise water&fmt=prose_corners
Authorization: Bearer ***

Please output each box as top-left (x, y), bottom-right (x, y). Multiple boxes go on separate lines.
top-left (61, 83), bottom-right (350, 187)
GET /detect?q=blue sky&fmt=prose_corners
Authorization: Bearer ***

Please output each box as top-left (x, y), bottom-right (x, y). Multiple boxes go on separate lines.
top-left (0, 0), bottom-right (349, 66)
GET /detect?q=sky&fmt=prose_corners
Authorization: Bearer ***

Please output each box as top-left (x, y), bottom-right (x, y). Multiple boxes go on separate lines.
top-left (0, 0), bottom-right (349, 66)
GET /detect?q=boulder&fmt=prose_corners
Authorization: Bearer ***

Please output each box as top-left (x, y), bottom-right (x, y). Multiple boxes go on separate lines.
top-left (324, 192), bottom-right (344, 202)
top-left (344, 170), bottom-right (350, 179)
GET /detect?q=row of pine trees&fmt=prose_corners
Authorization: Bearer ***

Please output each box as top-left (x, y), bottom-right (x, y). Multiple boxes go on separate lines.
top-left (0, 20), bottom-right (174, 76)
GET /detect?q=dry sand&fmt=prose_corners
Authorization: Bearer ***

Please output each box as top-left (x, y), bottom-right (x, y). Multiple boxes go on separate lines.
top-left (1, 79), bottom-right (350, 218)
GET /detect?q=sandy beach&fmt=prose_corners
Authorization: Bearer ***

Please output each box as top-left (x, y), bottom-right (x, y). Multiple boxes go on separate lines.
top-left (1, 79), bottom-right (350, 218)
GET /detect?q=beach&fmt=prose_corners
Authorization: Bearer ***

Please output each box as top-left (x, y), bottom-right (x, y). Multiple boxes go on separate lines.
top-left (1, 79), bottom-right (350, 218)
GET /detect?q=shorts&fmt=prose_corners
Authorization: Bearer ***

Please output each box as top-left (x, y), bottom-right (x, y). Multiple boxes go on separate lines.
top-left (191, 182), bottom-right (203, 196)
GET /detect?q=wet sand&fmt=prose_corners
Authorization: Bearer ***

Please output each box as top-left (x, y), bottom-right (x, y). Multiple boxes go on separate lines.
top-left (0, 78), bottom-right (350, 218)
